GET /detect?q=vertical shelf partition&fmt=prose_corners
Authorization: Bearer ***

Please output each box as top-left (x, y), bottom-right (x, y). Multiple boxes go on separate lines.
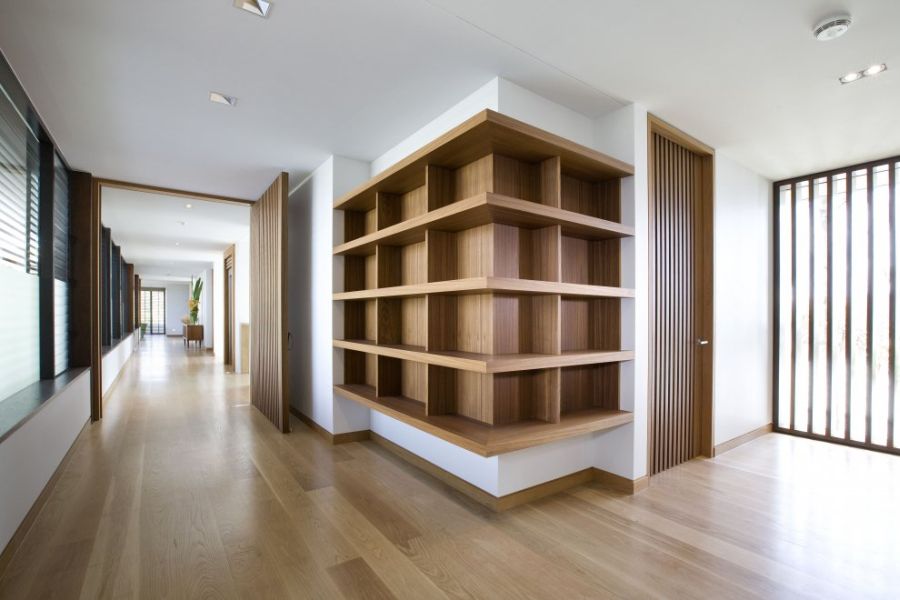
top-left (333, 110), bottom-right (637, 456)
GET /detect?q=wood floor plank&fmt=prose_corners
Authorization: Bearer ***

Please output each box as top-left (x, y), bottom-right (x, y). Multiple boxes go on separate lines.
top-left (1, 336), bottom-right (898, 599)
top-left (308, 486), bottom-right (448, 600)
top-left (327, 557), bottom-right (397, 600)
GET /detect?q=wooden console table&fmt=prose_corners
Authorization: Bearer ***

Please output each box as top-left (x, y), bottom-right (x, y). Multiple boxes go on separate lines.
top-left (183, 324), bottom-right (204, 348)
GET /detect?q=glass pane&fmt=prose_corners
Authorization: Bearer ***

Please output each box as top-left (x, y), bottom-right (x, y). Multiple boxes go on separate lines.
top-left (778, 185), bottom-right (793, 429)
top-left (871, 165), bottom-right (891, 446)
top-left (895, 163), bottom-right (900, 448)
top-left (811, 177), bottom-right (829, 435)
top-left (794, 181), bottom-right (810, 432)
top-left (849, 169), bottom-right (869, 442)
top-left (830, 173), bottom-right (848, 439)
top-left (0, 266), bottom-right (39, 400)
top-left (54, 279), bottom-right (68, 376)
top-left (0, 74), bottom-right (40, 402)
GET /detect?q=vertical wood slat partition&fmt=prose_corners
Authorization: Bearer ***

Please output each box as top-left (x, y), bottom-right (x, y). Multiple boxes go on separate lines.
top-left (774, 156), bottom-right (900, 455)
top-left (250, 172), bottom-right (290, 432)
top-left (648, 116), bottom-right (714, 476)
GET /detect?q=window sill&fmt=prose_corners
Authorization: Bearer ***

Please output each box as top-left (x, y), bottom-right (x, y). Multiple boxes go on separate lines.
top-left (0, 367), bottom-right (90, 444)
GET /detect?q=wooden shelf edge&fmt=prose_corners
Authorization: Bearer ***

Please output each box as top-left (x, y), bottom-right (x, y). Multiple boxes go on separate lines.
top-left (334, 109), bottom-right (634, 210)
top-left (334, 193), bottom-right (635, 256)
top-left (333, 339), bottom-right (635, 373)
top-left (333, 277), bottom-right (636, 300)
top-left (334, 383), bottom-right (634, 456)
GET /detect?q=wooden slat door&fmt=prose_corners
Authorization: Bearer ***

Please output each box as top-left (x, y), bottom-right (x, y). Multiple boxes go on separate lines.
top-left (250, 172), bottom-right (290, 432)
top-left (648, 117), bottom-right (714, 474)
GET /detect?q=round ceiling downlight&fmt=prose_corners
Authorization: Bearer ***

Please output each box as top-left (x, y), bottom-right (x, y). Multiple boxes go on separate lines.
top-left (814, 15), bottom-right (853, 41)
top-left (839, 71), bottom-right (862, 84)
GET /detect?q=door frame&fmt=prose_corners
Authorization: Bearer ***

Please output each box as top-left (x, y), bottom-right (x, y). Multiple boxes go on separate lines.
top-left (646, 114), bottom-right (716, 473)
top-left (90, 180), bottom-right (253, 421)
top-left (223, 244), bottom-right (235, 366)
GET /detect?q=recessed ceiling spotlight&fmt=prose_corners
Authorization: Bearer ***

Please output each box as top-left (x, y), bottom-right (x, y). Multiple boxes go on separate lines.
top-left (234, 0), bottom-right (272, 18)
top-left (839, 63), bottom-right (888, 84)
top-left (209, 91), bottom-right (237, 106)
top-left (813, 14), bottom-right (852, 41)
top-left (175, 242), bottom-right (181, 246)
top-left (185, 203), bottom-right (193, 209)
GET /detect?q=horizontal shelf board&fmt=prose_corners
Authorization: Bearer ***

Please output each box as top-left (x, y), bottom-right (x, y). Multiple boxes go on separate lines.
top-left (333, 277), bottom-right (636, 300)
top-left (335, 109), bottom-right (634, 212)
top-left (334, 339), bottom-right (634, 373)
top-left (334, 193), bottom-right (634, 256)
top-left (334, 383), bottom-right (634, 456)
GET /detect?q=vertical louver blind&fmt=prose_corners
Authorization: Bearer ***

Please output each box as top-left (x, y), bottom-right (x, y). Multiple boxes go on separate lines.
top-left (775, 159), bottom-right (898, 453)
top-left (0, 79), bottom-right (41, 401)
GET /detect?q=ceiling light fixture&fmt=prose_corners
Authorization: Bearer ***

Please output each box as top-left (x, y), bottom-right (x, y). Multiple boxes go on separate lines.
top-left (233, 0), bottom-right (272, 18)
top-left (839, 63), bottom-right (888, 84)
top-left (209, 91), bottom-right (237, 106)
top-left (813, 14), bottom-right (852, 41)
top-left (185, 203), bottom-right (193, 209)
top-left (175, 242), bottom-right (180, 246)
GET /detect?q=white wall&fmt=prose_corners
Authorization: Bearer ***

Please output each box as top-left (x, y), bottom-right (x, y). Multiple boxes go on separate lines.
top-left (197, 268), bottom-right (214, 349)
top-left (102, 329), bottom-right (139, 395)
top-left (370, 78), bottom-right (499, 176)
top-left (593, 103), bottom-right (650, 479)
top-left (162, 283), bottom-right (189, 336)
top-left (288, 157), bottom-right (370, 433)
top-left (212, 259), bottom-right (224, 359)
top-left (0, 370), bottom-right (90, 554)
top-left (713, 153), bottom-right (773, 445)
top-left (233, 232), bottom-right (251, 374)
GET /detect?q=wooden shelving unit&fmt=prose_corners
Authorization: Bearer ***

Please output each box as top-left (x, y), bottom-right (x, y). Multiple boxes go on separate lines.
top-left (333, 109), bottom-right (636, 455)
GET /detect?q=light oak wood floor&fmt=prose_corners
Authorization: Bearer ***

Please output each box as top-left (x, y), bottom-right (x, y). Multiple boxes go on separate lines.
top-left (1, 336), bottom-right (898, 599)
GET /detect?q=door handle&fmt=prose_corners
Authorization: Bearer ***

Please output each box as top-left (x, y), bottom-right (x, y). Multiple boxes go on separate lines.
top-left (696, 338), bottom-right (709, 346)
top-left (287, 331), bottom-right (294, 350)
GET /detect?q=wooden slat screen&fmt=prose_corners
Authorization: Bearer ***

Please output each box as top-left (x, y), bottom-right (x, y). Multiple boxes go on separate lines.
top-left (649, 132), bottom-right (704, 474)
top-left (250, 172), bottom-right (290, 432)
top-left (775, 157), bottom-right (899, 454)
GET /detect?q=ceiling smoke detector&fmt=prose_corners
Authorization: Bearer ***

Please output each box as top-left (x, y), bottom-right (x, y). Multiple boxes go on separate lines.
top-left (813, 14), bottom-right (852, 41)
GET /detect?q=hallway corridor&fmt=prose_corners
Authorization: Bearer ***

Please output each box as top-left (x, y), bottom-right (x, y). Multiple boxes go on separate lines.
top-left (0, 337), bottom-right (897, 599)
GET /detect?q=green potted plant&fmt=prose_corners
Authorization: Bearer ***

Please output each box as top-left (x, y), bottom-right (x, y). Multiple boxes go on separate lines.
top-left (188, 277), bottom-right (203, 324)
top-left (140, 322), bottom-right (147, 339)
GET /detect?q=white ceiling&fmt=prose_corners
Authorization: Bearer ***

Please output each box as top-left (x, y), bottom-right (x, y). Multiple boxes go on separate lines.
top-left (101, 187), bottom-right (249, 282)
top-left (0, 0), bottom-right (622, 199)
top-left (1, 0), bottom-right (898, 197)
top-left (427, 0), bottom-right (900, 180)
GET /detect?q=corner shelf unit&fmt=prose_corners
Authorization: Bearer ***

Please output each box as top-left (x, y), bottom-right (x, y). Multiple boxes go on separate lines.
top-left (333, 109), bottom-right (636, 456)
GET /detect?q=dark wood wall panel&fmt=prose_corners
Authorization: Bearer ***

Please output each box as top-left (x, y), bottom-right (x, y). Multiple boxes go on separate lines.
top-left (68, 172), bottom-right (93, 368)
top-left (649, 130), bottom-right (710, 475)
top-left (250, 172), bottom-right (290, 432)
